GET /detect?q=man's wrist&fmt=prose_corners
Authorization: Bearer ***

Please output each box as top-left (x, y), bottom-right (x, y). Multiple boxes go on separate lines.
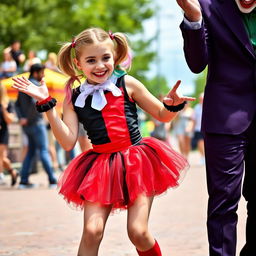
top-left (183, 16), bottom-right (202, 30)
top-left (184, 13), bottom-right (202, 22)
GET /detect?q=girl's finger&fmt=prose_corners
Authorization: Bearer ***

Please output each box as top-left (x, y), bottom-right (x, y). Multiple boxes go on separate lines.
top-left (13, 77), bottom-right (30, 88)
top-left (169, 80), bottom-right (181, 94)
top-left (12, 84), bottom-right (27, 91)
top-left (12, 77), bottom-right (21, 83)
top-left (21, 76), bottom-right (31, 85)
top-left (12, 82), bottom-right (27, 89)
top-left (15, 77), bottom-right (27, 85)
top-left (183, 96), bottom-right (196, 101)
top-left (163, 98), bottom-right (174, 105)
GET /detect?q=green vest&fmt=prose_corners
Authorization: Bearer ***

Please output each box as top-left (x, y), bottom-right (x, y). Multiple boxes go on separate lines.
top-left (242, 9), bottom-right (256, 50)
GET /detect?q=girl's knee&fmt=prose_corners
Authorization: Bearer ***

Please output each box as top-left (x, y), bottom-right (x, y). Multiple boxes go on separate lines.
top-left (127, 224), bottom-right (149, 245)
top-left (82, 223), bottom-right (104, 246)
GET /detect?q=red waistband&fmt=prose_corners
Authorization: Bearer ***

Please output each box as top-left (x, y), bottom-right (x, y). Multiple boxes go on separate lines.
top-left (92, 140), bottom-right (133, 153)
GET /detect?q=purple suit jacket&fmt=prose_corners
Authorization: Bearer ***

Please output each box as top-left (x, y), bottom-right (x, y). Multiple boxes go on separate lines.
top-left (180, 0), bottom-right (256, 134)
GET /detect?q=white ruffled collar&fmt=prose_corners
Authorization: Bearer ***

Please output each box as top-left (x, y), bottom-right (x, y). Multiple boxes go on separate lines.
top-left (74, 74), bottom-right (122, 111)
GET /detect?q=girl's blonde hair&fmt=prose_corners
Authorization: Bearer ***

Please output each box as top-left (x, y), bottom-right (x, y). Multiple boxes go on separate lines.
top-left (57, 27), bottom-right (132, 102)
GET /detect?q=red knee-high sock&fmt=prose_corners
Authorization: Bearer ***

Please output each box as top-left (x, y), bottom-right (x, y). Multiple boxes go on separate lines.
top-left (136, 240), bottom-right (162, 256)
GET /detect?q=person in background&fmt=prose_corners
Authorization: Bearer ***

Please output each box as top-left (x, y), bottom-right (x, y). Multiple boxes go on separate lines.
top-left (15, 63), bottom-right (57, 189)
top-left (150, 94), bottom-right (171, 144)
top-left (176, 0), bottom-right (256, 255)
top-left (192, 92), bottom-right (204, 165)
top-left (0, 83), bottom-right (18, 186)
top-left (4, 40), bottom-right (25, 73)
top-left (0, 51), bottom-right (17, 79)
top-left (77, 123), bottom-right (92, 152)
top-left (44, 52), bottom-right (59, 72)
top-left (23, 50), bottom-right (41, 72)
top-left (173, 102), bottom-right (194, 159)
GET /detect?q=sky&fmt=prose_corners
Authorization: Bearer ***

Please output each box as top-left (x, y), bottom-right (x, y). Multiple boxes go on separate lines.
top-left (142, 0), bottom-right (199, 95)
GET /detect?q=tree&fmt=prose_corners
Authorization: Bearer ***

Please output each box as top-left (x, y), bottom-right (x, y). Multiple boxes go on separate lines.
top-left (0, 1), bottom-right (152, 68)
top-left (0, 0), bottom-right (173, 96)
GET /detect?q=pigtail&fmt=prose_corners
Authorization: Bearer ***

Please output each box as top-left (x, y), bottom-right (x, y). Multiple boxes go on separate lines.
top-left (57, 42), bottom-right (78, 103)
top-left (112, 33), bottom-right (132, 70)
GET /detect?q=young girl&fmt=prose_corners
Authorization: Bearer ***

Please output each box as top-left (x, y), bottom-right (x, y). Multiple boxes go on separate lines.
top-left (12, 27), bottom-right (195, 256)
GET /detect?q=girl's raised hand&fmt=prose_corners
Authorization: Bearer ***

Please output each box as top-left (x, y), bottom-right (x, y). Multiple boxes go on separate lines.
top-left (163, 80), bottom-right (196, 106)
top-left (176, 0), bottom-right (202, 22)
top-left (12, 76), bottom-right (49, 101)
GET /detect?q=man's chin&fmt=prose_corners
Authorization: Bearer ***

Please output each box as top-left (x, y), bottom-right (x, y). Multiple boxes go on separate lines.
top-left (235, 0), bottom-right (256, 13)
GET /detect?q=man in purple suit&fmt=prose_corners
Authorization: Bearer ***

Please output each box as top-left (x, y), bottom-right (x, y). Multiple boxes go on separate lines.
top-left (176, 0), bottom-right (256, 255)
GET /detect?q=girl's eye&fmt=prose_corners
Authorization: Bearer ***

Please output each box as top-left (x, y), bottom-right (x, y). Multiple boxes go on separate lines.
top-left (87, 59), bottom-right (95, 63)
top-left (103, 56), bottom-right (111, 61)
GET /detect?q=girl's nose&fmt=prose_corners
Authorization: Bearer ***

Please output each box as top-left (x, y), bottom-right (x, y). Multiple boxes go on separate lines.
top-left (96, 61), bottom-right (105, 68)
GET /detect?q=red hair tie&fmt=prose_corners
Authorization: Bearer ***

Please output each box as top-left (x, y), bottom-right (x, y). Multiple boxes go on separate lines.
top-left (71, 38), bottom-right (76, 48)
top-left (108, 31), bottom-right (115, 40)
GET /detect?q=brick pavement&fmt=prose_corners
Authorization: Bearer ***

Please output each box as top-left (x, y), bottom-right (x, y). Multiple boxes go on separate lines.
top-left (0, 151), bottom-right (246, 256)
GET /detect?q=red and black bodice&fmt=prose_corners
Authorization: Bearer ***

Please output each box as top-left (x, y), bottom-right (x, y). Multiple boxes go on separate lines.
top-left (72, 75), bottom-right (142, 153)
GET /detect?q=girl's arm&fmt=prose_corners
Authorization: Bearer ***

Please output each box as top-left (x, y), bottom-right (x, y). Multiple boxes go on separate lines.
top-left (12, 76), bottom-right (79, 151)
top-left (45, 99), bottom-right (79, 151)
top-left (125, 75), bottom-right (195, 122)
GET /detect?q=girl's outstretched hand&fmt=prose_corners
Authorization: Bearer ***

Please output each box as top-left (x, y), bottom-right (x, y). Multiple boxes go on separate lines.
top-left (163, 80), bottom-right (196, 106)
top-left (12, 76), bottom-right (49, 101)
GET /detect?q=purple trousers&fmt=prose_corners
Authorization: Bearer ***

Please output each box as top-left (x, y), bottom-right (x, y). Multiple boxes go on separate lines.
top-left (204, 117), bottom-right (256, 256)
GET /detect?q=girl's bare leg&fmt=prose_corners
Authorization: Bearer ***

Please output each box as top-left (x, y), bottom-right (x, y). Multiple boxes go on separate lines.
top-left (78, 201), bottom-right (112, 256)
top-left (127, 195), bottom-right (156, 251)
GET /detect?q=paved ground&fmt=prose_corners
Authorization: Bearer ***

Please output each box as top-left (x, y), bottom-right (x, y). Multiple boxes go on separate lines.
top-left (0, 151), bottom-right (247, 256)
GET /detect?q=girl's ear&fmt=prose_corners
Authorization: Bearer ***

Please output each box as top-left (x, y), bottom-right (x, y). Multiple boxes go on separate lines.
top-left (73, 58), bottom-right (82, 70)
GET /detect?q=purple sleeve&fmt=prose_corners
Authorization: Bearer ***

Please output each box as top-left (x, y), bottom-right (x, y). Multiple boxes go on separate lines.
top-left (180, 20), bottom-right (209, 74)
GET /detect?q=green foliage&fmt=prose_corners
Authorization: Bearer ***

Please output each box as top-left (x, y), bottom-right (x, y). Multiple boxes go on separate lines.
top-left (0, 0), bottom-right (215, 113)
top-left (0, 0), bottom-right (153, 52)
top-left (0, 0), bottom-right (166, 94)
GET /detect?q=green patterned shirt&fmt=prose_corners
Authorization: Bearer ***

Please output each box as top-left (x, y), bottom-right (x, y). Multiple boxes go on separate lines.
top-left (242, 9), bottom-right (256, 50)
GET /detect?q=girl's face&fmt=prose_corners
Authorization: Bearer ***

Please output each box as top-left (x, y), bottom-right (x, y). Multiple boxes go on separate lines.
top-left (75, 41), bottom-right (115, 85)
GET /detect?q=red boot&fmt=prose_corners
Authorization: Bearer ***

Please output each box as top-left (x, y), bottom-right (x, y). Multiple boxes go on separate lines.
top-left (136, 240), bottom-right (162, 256)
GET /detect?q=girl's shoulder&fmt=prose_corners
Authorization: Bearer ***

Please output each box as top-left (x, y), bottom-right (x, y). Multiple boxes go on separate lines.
top-left (124, 74), bottom-right (141, 88)
top-left (123, 75), bottom-right (146, 101)
top-left (124, 74), bottom-right (146, 93)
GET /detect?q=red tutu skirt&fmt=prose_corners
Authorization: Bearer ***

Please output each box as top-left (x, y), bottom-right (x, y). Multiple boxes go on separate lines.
top-left (58, 137), bottom-right (188, 211)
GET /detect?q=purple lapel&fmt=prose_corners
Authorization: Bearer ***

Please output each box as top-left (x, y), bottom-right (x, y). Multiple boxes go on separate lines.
top-left (214, 0), bottom-right (255, 58)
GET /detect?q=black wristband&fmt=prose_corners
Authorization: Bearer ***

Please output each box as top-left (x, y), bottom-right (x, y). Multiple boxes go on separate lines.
top-left (163, 101), bottom-right (187, 112)
top-left (36, 98), bottom-right (57, 112)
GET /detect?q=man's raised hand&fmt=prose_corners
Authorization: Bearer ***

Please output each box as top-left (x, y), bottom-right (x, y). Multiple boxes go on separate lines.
top-left (176, 0), bottom-right (202, 22)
